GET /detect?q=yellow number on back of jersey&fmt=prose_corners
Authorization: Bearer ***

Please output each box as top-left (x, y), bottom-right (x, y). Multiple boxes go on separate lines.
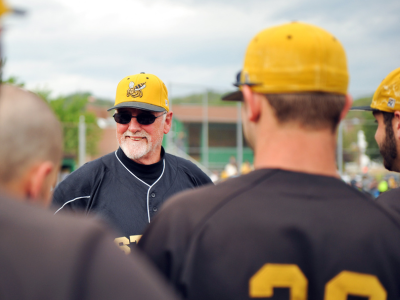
top-left (325, 271), bottom-right (387, 300)
top-left (249, 264), bottom-right (307, 300)
top-left (250, 264), bottom-right (387, 300)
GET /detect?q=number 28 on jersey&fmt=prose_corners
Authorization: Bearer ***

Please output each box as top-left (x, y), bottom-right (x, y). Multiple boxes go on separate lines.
top-left (250, 264), bottom-right (386, 300)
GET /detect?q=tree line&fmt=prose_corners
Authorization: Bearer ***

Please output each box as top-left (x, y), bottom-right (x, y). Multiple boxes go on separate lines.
top-left (2, 75), bottom-right (378, 165)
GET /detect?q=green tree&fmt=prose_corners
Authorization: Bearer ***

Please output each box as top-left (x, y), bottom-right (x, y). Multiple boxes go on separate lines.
top-left (4, 76), bottom-right (103, 161)
top-left (1, 58), bottom-right (25, 87)
top-left (37, 90), bottom-right (102, 159)
top-left (2, 75), bottom-right (25, 87)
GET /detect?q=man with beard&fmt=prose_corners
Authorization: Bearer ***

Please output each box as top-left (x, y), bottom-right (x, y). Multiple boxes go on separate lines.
top-left (351, 67), bottom-right (400, 214)
top-left (0, 84), bottom-right (180, 300)
top-left (138, 23), bottom-right (400, 300)
top-left (53, 73), bottom-right (212, 254)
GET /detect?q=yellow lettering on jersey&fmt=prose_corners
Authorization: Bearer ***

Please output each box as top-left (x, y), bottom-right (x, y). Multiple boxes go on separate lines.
top-left (130, 235), bottom-right (141, 244)
top-left (324, 271), bottom-right (387, 300)
top-left (114, 235), bottom-right (143, 254)
top-left (114, 237), bottom-right (131, 254)
top-left (249, 264), bottom-right (307, 299)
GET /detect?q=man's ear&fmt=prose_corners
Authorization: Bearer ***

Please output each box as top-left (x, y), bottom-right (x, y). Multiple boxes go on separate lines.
top-left (339, 94), bottom-right (353, 121)
top-left (26, 161), bottom-right (54, 201)
top-left (163, 111), bottom-right (173, 134)
top-left (242, 85), bottom-right (261, 122)
top-left (393, 111), bottom-right (400, 140)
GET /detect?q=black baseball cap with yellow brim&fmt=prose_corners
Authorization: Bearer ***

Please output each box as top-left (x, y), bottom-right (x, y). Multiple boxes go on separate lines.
top-left (350, 67), bottom-right (400, 113)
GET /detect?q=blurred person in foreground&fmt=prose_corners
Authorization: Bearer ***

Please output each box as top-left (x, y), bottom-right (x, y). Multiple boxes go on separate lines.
top-left (0, 84), bottom-right (179, 300)
top-left (351, 67), bottom-right (400, 215)
top-left (0, 85), bottom-right (62, 205)
top-left (53, 73), bottom-right (212, 254)
top-left (138, 22), bottom-right (400, 299)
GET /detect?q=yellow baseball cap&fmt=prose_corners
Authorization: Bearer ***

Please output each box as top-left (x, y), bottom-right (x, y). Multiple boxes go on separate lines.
top-left (108, 73), bottom-right (169, 112)
top-left (0, 0), bottom-right (24, 17)
top-left (223, 22), bottom-right (349, 100)
top-left (351, 67), bottom-right (400, 113)
top-left (0, 0), bottom-right (11, 16)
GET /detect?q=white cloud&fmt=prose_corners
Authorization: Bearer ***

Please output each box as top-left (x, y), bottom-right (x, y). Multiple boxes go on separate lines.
top-left (2, 0), bottom-right (400, 99)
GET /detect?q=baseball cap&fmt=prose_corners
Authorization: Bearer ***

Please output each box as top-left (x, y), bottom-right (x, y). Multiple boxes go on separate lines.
top-left (108, 73), bottom-right (169, 112)
top-left (0, 0), bottom-right (11, 16)
top-left (0, 0), bottom-right (25, 16)
top-left (222, 22), bottom-right (349, 101)
top-left (350, 67), bottom-right (400, 113)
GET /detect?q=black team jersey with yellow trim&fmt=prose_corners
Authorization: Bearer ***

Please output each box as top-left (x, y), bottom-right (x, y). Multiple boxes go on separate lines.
top-left (138, 169), bottom-right (400, 300)
top-left (52, 147), bottom-right (212, 253)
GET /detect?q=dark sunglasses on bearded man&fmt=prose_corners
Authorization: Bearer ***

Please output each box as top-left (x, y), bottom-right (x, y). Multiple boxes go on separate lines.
top-left (113, 111), bottom-right (166, 125)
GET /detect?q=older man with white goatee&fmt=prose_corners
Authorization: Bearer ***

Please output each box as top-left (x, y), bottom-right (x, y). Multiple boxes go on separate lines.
top-left (53, 72), bottom-right (212, 254)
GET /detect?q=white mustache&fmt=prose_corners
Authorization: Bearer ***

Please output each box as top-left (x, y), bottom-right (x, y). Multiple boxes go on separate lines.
top-left (123, 130), bottom-right (149, 139)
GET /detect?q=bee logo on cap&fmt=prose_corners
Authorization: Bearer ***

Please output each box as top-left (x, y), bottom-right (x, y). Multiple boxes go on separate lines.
top-left (127, 81), bottom-right (147, 98)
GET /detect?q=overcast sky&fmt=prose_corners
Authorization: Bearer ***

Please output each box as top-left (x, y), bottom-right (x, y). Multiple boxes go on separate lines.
top-left (2, 0), bottom-right (400, 100)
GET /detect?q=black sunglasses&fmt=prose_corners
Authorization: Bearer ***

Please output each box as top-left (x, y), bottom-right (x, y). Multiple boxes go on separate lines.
top-left (113, 112), bottom-right (166, 125)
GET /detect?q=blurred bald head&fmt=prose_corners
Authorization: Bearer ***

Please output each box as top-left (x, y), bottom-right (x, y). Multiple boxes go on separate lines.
top-left (0, 85), bottom-right (63, 205)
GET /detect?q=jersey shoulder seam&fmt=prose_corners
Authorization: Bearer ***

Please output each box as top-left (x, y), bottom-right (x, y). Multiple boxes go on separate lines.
top-left (54, 196), bottom-right (90, 214)
top-left (187, 170), bottom-right (279, 235)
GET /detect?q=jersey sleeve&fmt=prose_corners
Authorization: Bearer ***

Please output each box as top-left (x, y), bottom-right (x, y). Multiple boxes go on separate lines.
top-left (52, 161), bottom-right (105, 214)
top-left (177, 159), bottom-right (213, 187)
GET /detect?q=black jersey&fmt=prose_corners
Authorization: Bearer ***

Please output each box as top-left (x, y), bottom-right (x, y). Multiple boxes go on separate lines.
top-left (377, 187), bottom-right (400, 216)
top-left (52, 147), bottom-right (212, 253)
top-left (0, 192), bottom-right (179, 300)
top-left (138, 169), bottom-right (400, 300)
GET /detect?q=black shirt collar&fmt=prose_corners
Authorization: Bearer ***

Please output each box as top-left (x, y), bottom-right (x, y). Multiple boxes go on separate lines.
top-left (117, 147), bottom-right (165, 185)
